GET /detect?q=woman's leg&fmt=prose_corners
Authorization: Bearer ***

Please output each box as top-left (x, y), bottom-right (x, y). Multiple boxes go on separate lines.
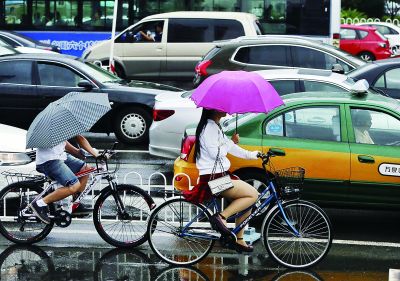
top-left (219, 180), bottom-right (258, 245)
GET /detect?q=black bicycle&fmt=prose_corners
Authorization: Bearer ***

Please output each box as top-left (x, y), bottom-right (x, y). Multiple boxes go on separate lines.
top-left (0, 143), bottom-right (155, 247)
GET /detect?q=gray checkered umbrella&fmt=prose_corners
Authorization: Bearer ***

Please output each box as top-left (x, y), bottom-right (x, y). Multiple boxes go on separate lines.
top-left (26, 92), bottom-right (111, 149)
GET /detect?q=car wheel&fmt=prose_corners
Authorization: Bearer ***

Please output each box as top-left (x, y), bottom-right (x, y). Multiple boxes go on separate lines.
top-left (115, 63), bottom-right (126, 79)
top-left (358, 51), bottom-right (375, 62)
top-left (113, 107), bottom-right (151, 144)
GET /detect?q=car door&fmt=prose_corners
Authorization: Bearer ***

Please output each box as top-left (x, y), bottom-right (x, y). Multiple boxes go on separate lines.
top-left (118, 20), bottom-right (166, 80)
top-left (0, 60), bottom-right (38, 129)
top-left (373, 67), bottom-right (400, 99)
top-left (339, 28), bottom-right (360, 55)
top-left (347, 106), bottom-right (400, 207)
top-left (35, 61), bottom-right (92, 110)
top-left (262, 104), bottom-right (351, 204)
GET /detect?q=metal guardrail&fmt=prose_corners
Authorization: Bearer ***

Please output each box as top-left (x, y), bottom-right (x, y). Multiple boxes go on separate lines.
top-left (341, 17), bottom-right (400, 26)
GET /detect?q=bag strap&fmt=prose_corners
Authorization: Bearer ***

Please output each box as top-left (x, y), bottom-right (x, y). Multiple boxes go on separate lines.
top-left (210, 127), bottom-right (226, 180)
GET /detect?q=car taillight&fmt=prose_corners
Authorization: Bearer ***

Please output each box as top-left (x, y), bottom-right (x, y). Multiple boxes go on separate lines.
top-left (333, 33), bottom-right (340, 40)
top-left (180, 135), bottom-right (196, 161)
top-left (153, 109), bottom-right (175, 121)
top-left (195, 60), bottom-right (212, 76)
top-left (378, 42), bottom-right (387, 48)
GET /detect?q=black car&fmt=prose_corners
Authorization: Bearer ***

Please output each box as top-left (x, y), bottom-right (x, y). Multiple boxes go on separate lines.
top-left (348, 58), bottom-right (400, 99)
top-left (0, 30), bottom-right (61, 53)
top-left (0, 53), bottom-right (182, 144)
top-left (193, 36), bottom-right (366, 86)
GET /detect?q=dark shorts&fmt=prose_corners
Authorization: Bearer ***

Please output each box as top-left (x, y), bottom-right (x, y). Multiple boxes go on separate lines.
top-left (36, 154), bottom-right (85, 187)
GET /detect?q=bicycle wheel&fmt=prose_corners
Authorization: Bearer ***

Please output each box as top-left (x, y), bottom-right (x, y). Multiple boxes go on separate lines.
top-left (272, 269), bottom-right (323, 281)
top-left (263, 200), bottom-right (332, 269)
top-left (155, 266), bottom-right (210, 281)
top-left (93, 184), bottom-right (154, 248)
top-left (0, 245), bottom-right (55, 280)
top-left (0, 181), bottom-right (54, 244)
top-left (147, 198), bottom-right (216, 266)
top-left (94, 248), bottom-right (154, 281)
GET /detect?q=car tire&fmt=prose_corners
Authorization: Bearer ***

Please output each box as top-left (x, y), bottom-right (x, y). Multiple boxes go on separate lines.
top-left (115, 63), bottom-right (126, 79)
top-left (113, 106), bottom-right (151, 144)
top-left (358, 51), bottom-right (375, 62)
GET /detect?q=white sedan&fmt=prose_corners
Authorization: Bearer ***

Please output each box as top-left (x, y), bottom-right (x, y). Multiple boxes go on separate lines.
top-left (0, 124), bottom-right (36, 188)
top-left (358, 22), bottom-right (400, 54)
top-left (149, 68), bottom-right (370, 159)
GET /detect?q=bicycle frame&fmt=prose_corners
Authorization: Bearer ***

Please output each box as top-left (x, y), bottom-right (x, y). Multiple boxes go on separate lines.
top-left (181, 156), bottom-right (301, 240)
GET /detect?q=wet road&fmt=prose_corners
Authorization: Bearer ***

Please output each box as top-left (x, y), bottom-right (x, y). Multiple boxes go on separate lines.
top-left (1, 134), bottom-right (400, 280)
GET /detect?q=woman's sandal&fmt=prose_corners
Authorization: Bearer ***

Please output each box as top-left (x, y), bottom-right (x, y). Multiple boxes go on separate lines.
top-left (232, 238), bottom-right (254, 253)
top-left (210, 213), bottom-right (237, 242)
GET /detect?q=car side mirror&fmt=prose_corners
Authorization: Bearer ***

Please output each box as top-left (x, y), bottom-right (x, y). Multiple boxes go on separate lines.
top-left (331, 63), bottom-right (345, 74)
top-left (350, 79), bottom-right (369, 95)
top-left (78, 79), bottom-right (94, 91)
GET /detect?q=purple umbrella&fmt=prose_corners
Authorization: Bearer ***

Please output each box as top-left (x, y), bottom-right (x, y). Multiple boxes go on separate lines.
top-left (191, 70), bottom-right (284, 114)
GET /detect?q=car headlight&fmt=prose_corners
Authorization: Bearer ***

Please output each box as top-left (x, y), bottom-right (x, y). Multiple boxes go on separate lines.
top-left (0, 152), bottom-right (33, 166)
top-left (378, 43), bottom-right (387, 48)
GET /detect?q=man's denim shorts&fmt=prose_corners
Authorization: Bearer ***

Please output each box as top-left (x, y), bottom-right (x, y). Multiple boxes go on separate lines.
top-left (36, 154), bottom-right (85, 187)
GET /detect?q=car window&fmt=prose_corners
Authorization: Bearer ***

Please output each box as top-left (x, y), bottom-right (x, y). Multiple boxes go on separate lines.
top-left (340, 28), bottom-right (357, 40)
top-left (358, 30), bottom-right (369, 39)
top-left (0, 61), bottom-right (32, 84)
top-left (269, 80), bottom-right (296, 95)
top-left (116, 20), bottom-right (164, 43)
top-left (350, 108), bottom-right (400, 146)
top-left (374, 25), bottom-right (391, 35)
top-left (303, 81), bottom-right (345, 92)
top-left (374, 68), bottom-right (400, 90)
top-left (168, 18), bottom-right (213, 43)
top-left (292, 47), bottom-right (329, 69)
top-left (38, 63), bottom-right (83, 87)
top-left (389, 27), bottom-right (399, 35)
top-left (214, 19), bottom-right (245, 40)
top-left (265, 106), bottom-right (341, 141)
top-left (234, 45), bottom-right (291, 66)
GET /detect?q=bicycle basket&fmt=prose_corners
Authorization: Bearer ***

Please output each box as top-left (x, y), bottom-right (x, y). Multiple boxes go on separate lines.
top-left (273, 167), bottom-right (305, 199)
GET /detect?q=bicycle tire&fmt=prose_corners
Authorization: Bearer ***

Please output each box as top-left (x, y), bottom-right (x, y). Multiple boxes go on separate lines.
top-left (147, 197), bottom-right (216, 266)
top-left (94, 247), bottom-right (154, 281)
top-left (93, 184), bottom-right (154, 248)
top-left (154, 265), bottom-right (210, 281)
top-left (263, 200), bottom-right (332, 269)
top-left (0, 181), bottom-right (54, 244)
top-left (0, 244), bottom-right (55, 279)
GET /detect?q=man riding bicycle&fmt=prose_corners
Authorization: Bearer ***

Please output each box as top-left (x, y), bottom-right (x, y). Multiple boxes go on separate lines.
top-left (30, 135), bottom-right (99, 224)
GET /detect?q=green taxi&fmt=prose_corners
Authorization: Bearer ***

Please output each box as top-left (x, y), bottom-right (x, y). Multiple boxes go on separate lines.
top-left (174, 91), bottom-right (400, 209)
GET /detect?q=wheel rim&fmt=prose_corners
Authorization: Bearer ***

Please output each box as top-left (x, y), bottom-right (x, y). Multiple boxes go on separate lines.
top-left (265, 202), bottom-right (331, 268)
top-left (360, 54), bottom-right (372, 62)
top-left (120, 113), bottom-right (146, 139)
top-left (96, 188), bottom-right (151, 245)
top-left (148, 200), bottom-right (215, 265)
top-left (0, 186), bottom-right (50, 242)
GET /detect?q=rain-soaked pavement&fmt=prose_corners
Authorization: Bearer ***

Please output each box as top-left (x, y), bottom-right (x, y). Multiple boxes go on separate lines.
top-left (1, 241), bottom-right (400, 281)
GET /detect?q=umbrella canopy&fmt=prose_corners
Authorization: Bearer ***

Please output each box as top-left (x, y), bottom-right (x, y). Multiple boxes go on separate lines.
top-left (26, 92), bottom-right (111, 149)
top-left (191, 70), bottom-right (284, 114)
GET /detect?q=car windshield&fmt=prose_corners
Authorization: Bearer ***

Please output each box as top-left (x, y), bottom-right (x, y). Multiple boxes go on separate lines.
top-left (375, 30), bottom-right (387, 41)
top-left (181, 90), bottom-right (193, 98)
top-left (80, 61), bottom-right (122, 84)
top-left (321, 43), bottom-right (366, 65)
top-left (0, 45), bottom-right (18, 56)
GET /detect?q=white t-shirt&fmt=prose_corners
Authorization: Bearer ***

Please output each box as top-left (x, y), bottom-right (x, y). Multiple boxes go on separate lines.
top-left (36, 141), bottom-right (67, 165)
top-left (196, 120), bottom-right (258, 175)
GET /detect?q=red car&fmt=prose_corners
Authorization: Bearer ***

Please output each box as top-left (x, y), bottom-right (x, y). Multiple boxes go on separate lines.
top-left (340, 24), bottom-right (391, 61)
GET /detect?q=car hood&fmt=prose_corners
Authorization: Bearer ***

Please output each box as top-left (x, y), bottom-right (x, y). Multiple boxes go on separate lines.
top-left (0, 124), bottom-right (27, 152)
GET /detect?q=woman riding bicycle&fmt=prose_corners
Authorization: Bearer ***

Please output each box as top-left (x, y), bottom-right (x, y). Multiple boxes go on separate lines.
top-left (30, 135), bottom-right (99, 224)
top-left (183, 108), bottom-right (260, 252)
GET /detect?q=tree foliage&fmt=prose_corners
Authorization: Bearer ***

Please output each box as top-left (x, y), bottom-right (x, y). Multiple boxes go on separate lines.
top-left (342, 0), bottom-right (385, 18)
top-left (385, 1), bottom-right (400, 19)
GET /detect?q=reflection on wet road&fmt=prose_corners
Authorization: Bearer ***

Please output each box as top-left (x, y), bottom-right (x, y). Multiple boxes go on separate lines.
top-left (0, 243), bottom-right (398, 281)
